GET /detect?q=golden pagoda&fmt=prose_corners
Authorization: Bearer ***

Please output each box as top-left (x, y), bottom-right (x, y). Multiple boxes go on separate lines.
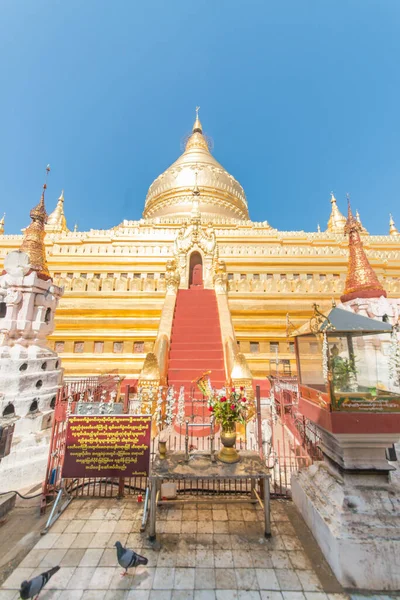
top-left (389, 214), bottom-right (400, 236)
top-left (341, 202), bottom-right (386, 302)
top-left (19, 169), bottom-right (51, 280)
top-left (46, 190), bottom-right (69, 233)
top-left (326, 193), bottom-right (346, 233)
top-left (356, 209), bottom-right (368, 234)
top-left (143, 108), bottom-right (249, 221)
top-left (0, 112), bottom-right (398, 382)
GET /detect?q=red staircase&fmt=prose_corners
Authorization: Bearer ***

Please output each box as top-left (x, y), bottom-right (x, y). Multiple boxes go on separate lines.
top-left (168, 289), bottom-right (226, 426)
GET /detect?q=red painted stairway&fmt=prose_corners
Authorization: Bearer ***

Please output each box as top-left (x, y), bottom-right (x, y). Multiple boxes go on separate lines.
top-left (168, 289), bottom-right (226, 424)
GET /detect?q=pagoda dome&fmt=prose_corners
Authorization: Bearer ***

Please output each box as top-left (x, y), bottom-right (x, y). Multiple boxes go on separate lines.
top-left (143, 111), bottom-right (249, 221)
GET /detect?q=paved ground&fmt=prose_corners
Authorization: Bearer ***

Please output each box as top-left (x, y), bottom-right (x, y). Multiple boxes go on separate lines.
top-left (0, 486), bottom-right (47, 588)
top-left (0, 497), bottom-right (397, 600)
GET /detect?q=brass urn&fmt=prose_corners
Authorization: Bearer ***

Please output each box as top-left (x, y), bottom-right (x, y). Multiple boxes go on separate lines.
top-left (218, 423), bottom-right (240, 464)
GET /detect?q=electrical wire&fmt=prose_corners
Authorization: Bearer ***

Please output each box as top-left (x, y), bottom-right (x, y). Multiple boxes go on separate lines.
top-left (0, 489), bottom-right (43, 500)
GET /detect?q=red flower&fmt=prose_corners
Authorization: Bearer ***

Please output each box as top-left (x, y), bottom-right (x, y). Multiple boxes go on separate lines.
top-left (220, 396), bottom-right (227, 402)
top-left (231, 387), bottom-right (236, 392)
top-left (208, 406), bottom-right (214, 412)
top-left (242, 397), bottom-right (247, 402)
top-left (240, 386), bottom-right (244, 391)
top-left (230, 404), bottom-right (235, 410)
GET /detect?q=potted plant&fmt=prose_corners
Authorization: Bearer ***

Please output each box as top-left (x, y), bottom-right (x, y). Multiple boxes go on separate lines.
top-left (208, 387), bottom-right (248, 463)
top-left (330, 348), bottom-right (358, 392)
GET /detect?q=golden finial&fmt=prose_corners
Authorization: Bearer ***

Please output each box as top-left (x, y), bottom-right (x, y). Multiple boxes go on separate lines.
top-left (389, 214), bottom-right (400, 236)
top-left (355, 208), bottom-right (368, 234)
top-left (317, 223), bottom-right (321, 233)
top-left (46, 189), bottom-right (69, 233)
top-left (193, 106), bottom-right (202, 133)
top-left (341, 198), bottom-right (386, 302)
top-left (19, 166), bottom-right (51, 279)
top-left (185, 107), bottom-right (209, 152)
top-left (326, 191), bottom-right (346, 233)
top-left (0, 212), bottom-right (5, 235)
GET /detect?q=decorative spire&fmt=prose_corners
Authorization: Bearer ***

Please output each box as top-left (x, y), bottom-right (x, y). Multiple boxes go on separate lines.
top-left (389, 214), bottom-right (400, 236)
top-left (341, 199), bottom-right (386, 303)
top-left (193, 106), bottom-right (202, 133)
top-left (0, 213), bottom-right (5, 235)
top-left (19, 165), bottom-right (51, 280)
top-left (355, 208), bottom-right (368, 234)
top-left (74, 223), bottom-right (78, 232)
top-left (326, 192), bottom-right (346, 233)
top-left (317, 223), bottom-right (321, 233)
top-left (185, 107), bottom-right (209, 152)
top-left (46, 189), bottom-right (69, 233)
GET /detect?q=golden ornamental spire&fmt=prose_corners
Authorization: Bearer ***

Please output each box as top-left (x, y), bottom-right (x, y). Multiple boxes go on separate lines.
top-left (355, 208), bottom-right (368, 234)
top-left (185, 107), bottom-right (209, 152)
top-left (46, 189), bottom-right (69, 233)
top-left (193, 106), bottom-right (202, 133)
top-left (326, 192), bottom-right (346, 233)
top-left (0, 213), bottom-right (5, 235)
top-left (19, 166), bottom-right (51, 280)
top-left (341, 200), bottom-right (386, 303)
top-left (389, 214), bottom-right (400, 236)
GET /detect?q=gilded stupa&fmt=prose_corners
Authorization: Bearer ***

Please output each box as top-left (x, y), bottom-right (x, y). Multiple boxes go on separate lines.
top-left (341, 201), bottom-right (386, 302)
top-left (389, 214), bottom-right (400, 236)
top-left (143, 108), bottom-right (249, 221)
top-left (326, 192), bottom-right (346, 233)
top-left (19, 174), bottom-right (51, 280)
top-left (46, 190), bottom-right (69, 234)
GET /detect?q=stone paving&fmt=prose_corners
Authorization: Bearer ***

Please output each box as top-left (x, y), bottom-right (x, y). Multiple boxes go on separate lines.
top-left (0, 497), bottom-right (393, 599)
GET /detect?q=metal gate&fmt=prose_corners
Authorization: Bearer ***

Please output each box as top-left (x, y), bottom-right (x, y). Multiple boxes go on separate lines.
top-left (42, 376), bottom-right (320, 509)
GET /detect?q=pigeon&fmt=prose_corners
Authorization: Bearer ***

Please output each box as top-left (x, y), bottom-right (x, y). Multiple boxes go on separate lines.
top-left (115, 541), bottom-right (148, 575)
top-left (19, 566), bottom-right (60, 599)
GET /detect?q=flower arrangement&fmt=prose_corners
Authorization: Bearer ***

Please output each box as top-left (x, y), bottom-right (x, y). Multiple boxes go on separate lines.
top-left (208, 387), bottom-right (248, 429)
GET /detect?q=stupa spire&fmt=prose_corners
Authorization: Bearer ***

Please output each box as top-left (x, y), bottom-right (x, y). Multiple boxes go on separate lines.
top-left (340, 199), bottom-right (386, 302)
top-left (355, 208), bottom-right (368, 233)
top-left (185, 107), bottom-right (209, 152)
top-left (389, 214), bottom-right (400, 236)
top-left (0, 213), bottom-right (5, 235)
top-left (326, 192), bottom-right (346, 233)
top-left (193, 106), bottom-right (203, 133)
top-left (19, 165), bottom-right (51, 280)
top-left (46, 189), bottom-right (69, 233)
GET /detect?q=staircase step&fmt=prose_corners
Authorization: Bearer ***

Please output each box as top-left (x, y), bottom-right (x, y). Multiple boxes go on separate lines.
top-left (170, 350), bottom-right (224, 359)
top-left (169, 359), bottom-right (224, 370)
top-left (168, 289), bottom-right (226, 389)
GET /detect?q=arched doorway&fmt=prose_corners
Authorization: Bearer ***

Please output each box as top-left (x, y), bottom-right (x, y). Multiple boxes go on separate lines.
top-left (189, 251), bottom-right (203, 288)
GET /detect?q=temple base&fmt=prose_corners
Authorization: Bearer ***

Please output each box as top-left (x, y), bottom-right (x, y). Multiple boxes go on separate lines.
top-left (292, 432), bottom-right (400, 590)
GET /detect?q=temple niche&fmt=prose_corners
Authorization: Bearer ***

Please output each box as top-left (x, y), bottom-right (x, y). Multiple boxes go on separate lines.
top-left (173, 217), bottom-right (218, 289)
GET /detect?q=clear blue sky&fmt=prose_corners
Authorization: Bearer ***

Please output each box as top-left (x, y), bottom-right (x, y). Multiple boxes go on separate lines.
top-left (1, 0), bottom-right (399, 234)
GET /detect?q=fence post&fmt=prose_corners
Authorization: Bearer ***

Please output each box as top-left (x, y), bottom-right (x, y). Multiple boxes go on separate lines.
top-left (256, 385), bottom-right (262, 459)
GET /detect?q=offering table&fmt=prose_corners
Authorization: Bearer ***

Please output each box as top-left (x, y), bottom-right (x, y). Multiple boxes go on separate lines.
top-left (149, 451), bottom-right (271, 540)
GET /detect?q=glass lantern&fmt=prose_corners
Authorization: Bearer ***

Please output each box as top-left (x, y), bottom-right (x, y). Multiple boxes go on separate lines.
top-left (294, 305), bottom-right (400, 412)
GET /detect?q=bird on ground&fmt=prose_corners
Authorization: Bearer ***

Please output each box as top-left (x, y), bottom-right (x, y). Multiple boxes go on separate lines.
top-left (115, 541), bottom-right (148, 576)
top-left (19, 566), bottom-right (60, 599)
